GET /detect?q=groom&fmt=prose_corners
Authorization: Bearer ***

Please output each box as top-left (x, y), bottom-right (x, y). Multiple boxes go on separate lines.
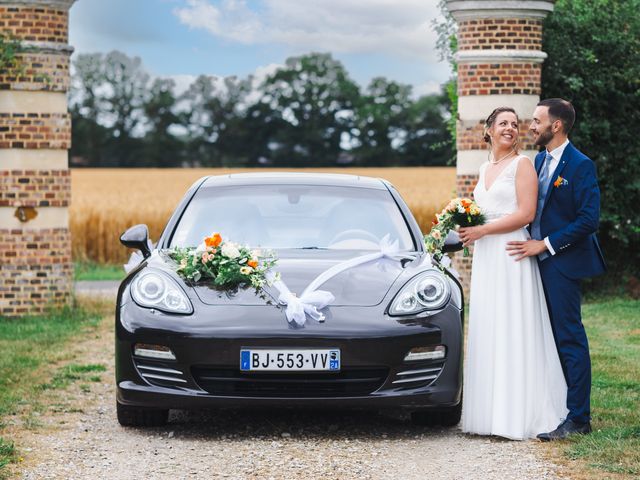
top-left (506, 98), bottom-right (606, 440)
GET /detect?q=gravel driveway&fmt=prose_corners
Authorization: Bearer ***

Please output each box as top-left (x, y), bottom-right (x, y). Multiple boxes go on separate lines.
top-left (12, 286), bottom-right (568, 479)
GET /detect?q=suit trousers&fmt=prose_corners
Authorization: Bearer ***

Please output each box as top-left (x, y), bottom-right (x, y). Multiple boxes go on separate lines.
top-left (538, 259), bottom-right (591, 424)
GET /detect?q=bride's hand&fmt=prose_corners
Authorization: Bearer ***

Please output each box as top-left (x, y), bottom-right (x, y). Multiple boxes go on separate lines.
top-left (459, 225), bottom-right (487, 247)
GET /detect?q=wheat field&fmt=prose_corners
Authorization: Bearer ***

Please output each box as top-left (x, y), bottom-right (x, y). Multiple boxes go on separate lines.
top-left (70, 168), bottom-right (456, 264)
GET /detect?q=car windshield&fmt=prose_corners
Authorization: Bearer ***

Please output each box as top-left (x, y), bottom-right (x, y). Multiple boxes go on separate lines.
top-left (169, 184), bottom-right (415, 250)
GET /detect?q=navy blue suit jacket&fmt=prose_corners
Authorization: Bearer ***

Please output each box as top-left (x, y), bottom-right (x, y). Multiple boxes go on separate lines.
top-left (532, 142), bottom-right (606, 280)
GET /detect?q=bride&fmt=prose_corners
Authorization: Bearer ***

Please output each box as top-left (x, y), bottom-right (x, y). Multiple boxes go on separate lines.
top-left (458, 107), bottom-right (568, 440)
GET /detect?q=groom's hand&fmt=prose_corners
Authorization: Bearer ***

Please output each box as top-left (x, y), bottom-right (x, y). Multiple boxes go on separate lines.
top-left (506, 240), bottom-right (547, 261)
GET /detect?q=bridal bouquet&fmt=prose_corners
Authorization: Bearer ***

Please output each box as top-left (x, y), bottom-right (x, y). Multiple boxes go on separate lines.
top-left (424, 197), bottom-right (485, 260)
top-left (169, 232), bottom-right (278, 289)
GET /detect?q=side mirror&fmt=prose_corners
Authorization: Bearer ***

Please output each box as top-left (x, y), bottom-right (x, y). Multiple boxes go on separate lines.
top-left (442, 230), bottom-right (463, 254)
top-left (120, 224), bottom-right (151, 259)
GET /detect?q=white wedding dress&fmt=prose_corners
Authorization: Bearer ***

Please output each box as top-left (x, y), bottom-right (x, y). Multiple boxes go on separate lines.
top-left (461, 156), bottom-right (568, 440)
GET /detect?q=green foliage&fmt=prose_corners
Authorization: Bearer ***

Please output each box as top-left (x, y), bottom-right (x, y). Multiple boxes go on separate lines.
top-left (259, 53), bottom-right (360, 167)
top-left (0, 34), bottom-right (22, 76)
top-left (70, 51), bottom-right (452, 168)
top-left (434, 0), bottom-right (458, 164)
top-left (541, 0), bottom-right (640, 279)
top-left (39, 363), bottom-right (106, 391)
top-left (74, 261), bottom-right (124, 281)
top-left (565, 299), bottom-right (640, 476)
top-left (0, 437), bottom-right (16, 471)
top-left (0, 304), bottom-right (104, 474)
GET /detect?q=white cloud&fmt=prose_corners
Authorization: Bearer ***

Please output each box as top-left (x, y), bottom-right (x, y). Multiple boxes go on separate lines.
top-left (174, 0), bottom-right (443, 61)
top-left (413, 80), bottom-right (442, 98)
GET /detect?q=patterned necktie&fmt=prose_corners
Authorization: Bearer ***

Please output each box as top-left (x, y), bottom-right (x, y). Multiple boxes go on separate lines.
top-left (538, 151), bottom-right (554, 199)
top-left (531, 151), bottom-right (554, 260)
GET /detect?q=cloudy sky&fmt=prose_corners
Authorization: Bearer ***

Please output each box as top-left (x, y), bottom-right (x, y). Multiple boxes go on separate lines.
top-left (69, 0), bottom-right (451, 97)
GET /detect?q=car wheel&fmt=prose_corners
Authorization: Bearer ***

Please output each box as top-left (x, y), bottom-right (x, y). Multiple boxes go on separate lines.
top-left (117, 401), bottom-right (169, 427)
top-left (411, 403), bottom-right (462, 427)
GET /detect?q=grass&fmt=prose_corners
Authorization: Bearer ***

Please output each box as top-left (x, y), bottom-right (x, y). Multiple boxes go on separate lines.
top-left (0, 300), bottom-right (107, 475)
top-left (557, 298), bottom-right (640, 478)
top-left (74, 260), bottom-right (124, 281)
top-left (39, 363), bottom-right (106, 391)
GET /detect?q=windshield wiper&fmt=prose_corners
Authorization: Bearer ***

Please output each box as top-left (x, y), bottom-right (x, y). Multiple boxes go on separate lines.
top-left (299, 246), bottom-right (328, 250)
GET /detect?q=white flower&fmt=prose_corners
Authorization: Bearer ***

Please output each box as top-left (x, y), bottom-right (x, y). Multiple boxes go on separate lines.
top-left (221, 243), bottom-right (240, 259)
top-left (195, 241), bottom-right (207, 253)
top-left (432, 230), bottom-right (442, 240)
top-left (240, 266), bottom-right (252, 275)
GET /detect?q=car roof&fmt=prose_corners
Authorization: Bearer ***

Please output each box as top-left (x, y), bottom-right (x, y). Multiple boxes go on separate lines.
top-left (199, 172), bottom-right (389, 190)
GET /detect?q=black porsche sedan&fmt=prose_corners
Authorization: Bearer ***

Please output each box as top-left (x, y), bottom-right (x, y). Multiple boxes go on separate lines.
top-left (116, 173), bottom-right (464, 427)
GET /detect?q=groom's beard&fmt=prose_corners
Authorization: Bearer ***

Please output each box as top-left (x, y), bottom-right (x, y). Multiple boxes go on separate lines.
top-left (534, 125), bottom-right (554, 147)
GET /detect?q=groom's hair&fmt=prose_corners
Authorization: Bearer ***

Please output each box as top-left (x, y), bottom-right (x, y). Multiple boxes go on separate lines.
top-left (538, 98), bottom-right (575, 134)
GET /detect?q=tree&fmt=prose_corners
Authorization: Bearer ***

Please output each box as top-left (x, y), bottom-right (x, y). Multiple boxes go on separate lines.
top-left (542, 0), bottom-right (640, 280)
top-left (403, 91), bottom-right (454, 166)
top-left (259, 53), bottom-right (361, 166)
top-left (354, 77), bottom-right (413, 166)
top-left (141, 78), bottom-right (184, 167)
top-left (182, 75), bottom-right (255, 167)
top-left (71, 51), bottom-right (150, 166)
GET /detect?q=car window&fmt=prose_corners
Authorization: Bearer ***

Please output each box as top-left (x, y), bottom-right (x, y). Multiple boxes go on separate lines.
top-left (169, 184), bottom-right (415, 250)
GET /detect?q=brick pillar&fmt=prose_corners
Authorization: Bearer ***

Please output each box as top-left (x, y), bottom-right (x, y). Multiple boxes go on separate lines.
top-left (445, 0), bottom-right (554, 296)
top-left (0, 0), bottom-right (75, 316)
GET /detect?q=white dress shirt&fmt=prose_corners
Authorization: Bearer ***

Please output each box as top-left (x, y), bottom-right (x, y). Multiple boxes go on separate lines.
top-left (542, 139), bottom-right (570, 255)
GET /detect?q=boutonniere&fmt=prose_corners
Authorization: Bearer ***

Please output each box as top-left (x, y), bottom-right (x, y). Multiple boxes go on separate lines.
top-left (553, 176), bottom-right (569, 188)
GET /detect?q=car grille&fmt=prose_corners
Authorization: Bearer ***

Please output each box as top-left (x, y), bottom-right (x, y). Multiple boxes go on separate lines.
top-left (391, 361), bottom-right (445, 389)
top-left (191, 366), bottom-right (389, 397)
top-left (133, 358), bottom-right (187, 388)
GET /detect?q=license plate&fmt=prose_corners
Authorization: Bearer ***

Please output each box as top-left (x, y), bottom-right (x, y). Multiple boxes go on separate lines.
top-left (240, 349), bottom-right (340, 372)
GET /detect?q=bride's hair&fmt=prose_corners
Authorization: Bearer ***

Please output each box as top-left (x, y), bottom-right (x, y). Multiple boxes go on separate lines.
top-left (483, 107), bottom-right (519, 149)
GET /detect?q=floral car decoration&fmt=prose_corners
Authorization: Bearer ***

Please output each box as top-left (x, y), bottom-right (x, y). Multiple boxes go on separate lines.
top-left (424, 197), bottom-right (485, 260)
top-left (169, 232), bottom-right (278, 289)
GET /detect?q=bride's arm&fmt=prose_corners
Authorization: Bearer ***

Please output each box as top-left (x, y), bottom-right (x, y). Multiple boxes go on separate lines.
top-left (459, 158), bottom-right (537, 245)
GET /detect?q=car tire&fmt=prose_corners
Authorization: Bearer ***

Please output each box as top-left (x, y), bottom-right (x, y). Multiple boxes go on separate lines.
top-left (117, 401), bottom-right (169, 427)
top-left (411, 402), bottom-right (462, 427)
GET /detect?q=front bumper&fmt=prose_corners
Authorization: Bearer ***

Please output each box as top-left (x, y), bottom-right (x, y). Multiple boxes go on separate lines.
top-left (116, 298), bottom-right (463, 411)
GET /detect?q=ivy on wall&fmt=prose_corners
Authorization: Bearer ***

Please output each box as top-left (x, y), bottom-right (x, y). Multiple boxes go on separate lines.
top-left (0, 33), bottom-right (24, 76)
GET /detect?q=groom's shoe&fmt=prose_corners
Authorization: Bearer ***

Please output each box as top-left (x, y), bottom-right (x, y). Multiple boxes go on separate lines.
top-left (537, 419), bottom-right (592, 441)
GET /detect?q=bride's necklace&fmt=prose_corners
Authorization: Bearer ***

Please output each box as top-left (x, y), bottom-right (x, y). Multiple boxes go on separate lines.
top-left (489, 149), bottom-right (516, 165)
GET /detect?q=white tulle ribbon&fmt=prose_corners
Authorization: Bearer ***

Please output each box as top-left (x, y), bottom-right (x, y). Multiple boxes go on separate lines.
top-left (269, 276), bottom-right (335, 327)
top-left (269, 234), bottom-right (419, 326)
top-left (438, 254), bottom-right (460, 280)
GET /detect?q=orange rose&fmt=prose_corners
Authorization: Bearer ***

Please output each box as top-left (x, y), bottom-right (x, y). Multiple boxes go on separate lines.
top-left (205, 232), bottom-right (222, 247)
top-left (247, 259), bottom-right (258, 268)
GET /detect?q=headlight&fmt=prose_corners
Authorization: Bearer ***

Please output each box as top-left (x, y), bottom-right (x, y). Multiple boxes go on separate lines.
top-left (388, 270), bottom-right (451, 316)
top-left (131, 271), bottom-right (193, 314)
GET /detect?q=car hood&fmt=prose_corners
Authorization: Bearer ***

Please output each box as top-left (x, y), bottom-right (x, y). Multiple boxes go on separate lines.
top-left (186, 249), bottom-right (411, 307)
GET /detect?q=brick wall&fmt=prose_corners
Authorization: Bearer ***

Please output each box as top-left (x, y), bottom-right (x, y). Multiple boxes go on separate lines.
top-left (0, 6), bottom-right (68, 43)
top-left (458, 62), bottom-right (541, 96)
top-left (0, 169), bottom-right (71, 207)
top-left (0, 112), bottom-right (71, 149)
top-left (0, 0), bottom-right (75, 317)
top-left (0, 228), bottom-right (72, 315)
top-left (458, 19), bottom-right (542, 51)
top-left (0, 51), bottom-right (70, 91)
